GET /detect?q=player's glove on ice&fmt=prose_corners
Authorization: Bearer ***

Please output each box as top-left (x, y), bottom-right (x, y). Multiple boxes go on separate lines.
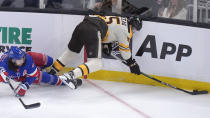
top-left (15, 83), bottom-right (28, 97)
top-left (125, 57), bottom-right (141, 75)
top-left (0, 69), bottom-right (8, 83)
top-left (102, 43), bottom-right (112, 56)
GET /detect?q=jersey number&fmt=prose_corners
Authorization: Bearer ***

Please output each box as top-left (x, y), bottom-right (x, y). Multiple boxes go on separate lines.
top-left (106, 16), bottom-right (127, 27)
top-left (106, 17), bottom-right (120, 24)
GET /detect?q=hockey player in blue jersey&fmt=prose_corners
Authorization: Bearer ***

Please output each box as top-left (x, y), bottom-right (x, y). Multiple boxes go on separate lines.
top-left (0, 46), bottom-right (82, 97)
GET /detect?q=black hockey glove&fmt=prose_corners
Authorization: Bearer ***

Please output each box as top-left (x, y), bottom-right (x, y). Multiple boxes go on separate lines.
top-left (125, 57), bottom-right (141, 75)
top-left (102, 43), bottom-right (112, 56)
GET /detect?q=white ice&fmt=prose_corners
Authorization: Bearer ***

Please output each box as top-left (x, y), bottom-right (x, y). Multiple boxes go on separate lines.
top-left (0, 79), bottom-right (210, 118)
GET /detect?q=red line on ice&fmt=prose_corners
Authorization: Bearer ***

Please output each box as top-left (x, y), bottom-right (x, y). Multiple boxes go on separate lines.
top-left (86, 79), bottom-right (151, 118)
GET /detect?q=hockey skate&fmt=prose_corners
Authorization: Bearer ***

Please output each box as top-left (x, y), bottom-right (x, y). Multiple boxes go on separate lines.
top-left (59, 71), bottom-right (82, 89)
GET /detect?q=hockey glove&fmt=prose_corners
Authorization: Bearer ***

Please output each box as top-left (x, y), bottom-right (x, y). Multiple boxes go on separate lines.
top-left (15, 83), bottom-right (28, 97)
top-left (102, 43), bottom-right (112, 56)
top-left (125, 57), bottom-right (141, 75)
top-left (0, 69), bottom-right (8, 83)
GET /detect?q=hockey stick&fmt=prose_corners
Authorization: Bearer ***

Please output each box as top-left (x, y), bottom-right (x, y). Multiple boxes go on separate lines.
top-left (6, 78), bottom-right (41, 109)
top-left (131, 7), bottom-right (155, 21)
top-left (88, 6), bottom-right (155, 21)
top-left (110, 52), bottom-right (208, 95)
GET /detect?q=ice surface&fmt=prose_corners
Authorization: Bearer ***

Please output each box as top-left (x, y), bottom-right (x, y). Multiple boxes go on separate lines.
top-left (0, 79), bottom-right (210, 118)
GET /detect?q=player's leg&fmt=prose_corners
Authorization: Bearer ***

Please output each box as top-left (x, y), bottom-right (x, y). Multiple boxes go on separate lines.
top-left (33, 71), bottom-right (82, 88)
top-left (48, 23), bottom-right (84, 75)
top-left (60, 24), bottom-right (103, 87)
top-left (47, 22), bottom-right (86, 89)
top-left (71, 31), bottom-right (102, 78)
top-left (33, 71), bottom-right (63, 86)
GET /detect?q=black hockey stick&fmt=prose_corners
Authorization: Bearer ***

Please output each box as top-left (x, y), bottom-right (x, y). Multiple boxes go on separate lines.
top-left (110, 52), bottom-right (208, 95)
top-left (131, 7), bottom-right (155, 21)
top-left (6, 78), bottom-right (41, 109)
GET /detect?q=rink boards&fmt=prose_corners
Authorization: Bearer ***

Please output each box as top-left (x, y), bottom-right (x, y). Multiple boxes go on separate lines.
top-left (0, 11), bottom-right (210, 91)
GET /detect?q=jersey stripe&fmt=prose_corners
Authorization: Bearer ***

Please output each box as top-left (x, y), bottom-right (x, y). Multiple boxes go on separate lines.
top-left (28, 68), bottom-right (39, 77)
top-left (56, 79), bottom-right (62, 86)
top-left (119, 48), bottom-right (131, 52)
top-left (53, 60), bottom-right (64, 71)
top-left (79, 64), bottom-right (89, 76)
top-left (119, 42), bottom-right (130, 52)
top-left (119, 43), bottom-right (129, 49)
top-left (102, 30), bottom-right (109, 43)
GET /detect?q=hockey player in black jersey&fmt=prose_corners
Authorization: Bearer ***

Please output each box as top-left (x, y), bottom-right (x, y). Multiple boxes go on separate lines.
top-left (49, 15), bottom-right (142, 87)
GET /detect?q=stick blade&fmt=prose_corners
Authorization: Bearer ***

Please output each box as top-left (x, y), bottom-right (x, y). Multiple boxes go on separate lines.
top-left (191, 90), bottom-right (208, 95)
top-left (24, 103), bottom-right (41, 109)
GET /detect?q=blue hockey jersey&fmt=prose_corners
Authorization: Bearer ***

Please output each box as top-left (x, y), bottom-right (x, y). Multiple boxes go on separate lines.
top-left (0, 53), bottom-right (39, 89)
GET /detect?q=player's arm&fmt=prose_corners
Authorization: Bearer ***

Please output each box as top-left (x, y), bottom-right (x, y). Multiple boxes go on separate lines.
top-left (15, 62), bottom-right (39, 97)
top-left (0, 68), bottom-right (8, 83)
top-left (0, 54), bottom-right (9, 83)
top-left (27, 51), bottom-right (54, 69)
top-left (117, 31), bottom-right (141, 75)
top-left (25, 67), bottom-right (39, 86)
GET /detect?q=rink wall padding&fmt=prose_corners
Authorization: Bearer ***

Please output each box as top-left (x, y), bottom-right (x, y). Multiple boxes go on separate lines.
top-left (86, 70), bottom-right (210, 92)
top-left (1, 11), bottom-right (210, 91)
top-left (61, 67), bottom-right (210, 91)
